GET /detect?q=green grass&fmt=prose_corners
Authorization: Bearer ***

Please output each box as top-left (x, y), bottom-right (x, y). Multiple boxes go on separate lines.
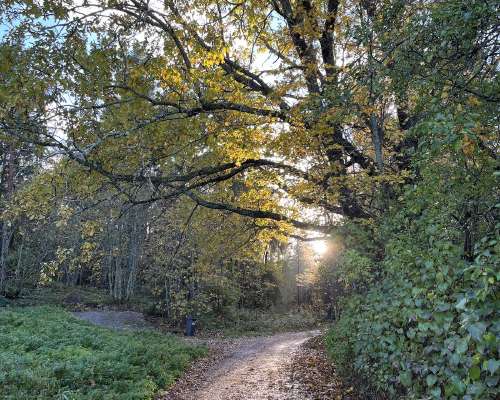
top-left (200, 308), bottom-right (322, 337)
top-left (0, 306), bottom-right (207, 400)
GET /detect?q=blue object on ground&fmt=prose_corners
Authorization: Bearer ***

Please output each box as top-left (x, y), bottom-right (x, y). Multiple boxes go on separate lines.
top-left (185, 315), bottom-right (197, 336)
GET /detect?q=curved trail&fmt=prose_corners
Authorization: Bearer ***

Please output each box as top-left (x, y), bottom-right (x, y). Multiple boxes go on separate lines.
top-left (72, 310), bottom-right (320, 399)
top-left (165, 330), bottom-right (320, 400)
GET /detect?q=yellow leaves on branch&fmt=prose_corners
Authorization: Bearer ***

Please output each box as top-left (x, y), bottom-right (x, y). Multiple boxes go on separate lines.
top-left (5, 163), bottom-right (106, 226)
top-left (80, 241), bottom-right (97, 264)
top-left (4, 172), bottom-right (57, 222)
top-left (288, 181), bottom-right (317, 197)
top-left (81, 221), bottom-right (102, 239)
top-left (255, 220), bottom-right (290, 243)
top-left (467, 96), bottom-right (481, 107)
top-left (160, 68), bottom-right (189, 93)
top-left (202, 47), bottom-right (228, 68)
top-left (55, 205), bottom-right (74, 228)
top-left (238, 187), bottom-right (275, 211)
top-left (461, 134), bottom-right (476, 158)
top-left (39, 247), bottom-right (74, 285)
top-left (129, 65), bottom-right (147, 86)
top-left (210, 121), bottom-right (267, 162)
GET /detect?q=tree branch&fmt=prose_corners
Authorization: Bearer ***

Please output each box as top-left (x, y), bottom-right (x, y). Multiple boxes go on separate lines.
top-left (185, 191), bottom-right (331, 233)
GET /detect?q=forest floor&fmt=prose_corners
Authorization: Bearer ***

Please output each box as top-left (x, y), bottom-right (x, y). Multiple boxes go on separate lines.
top-left (73, 309), bottom-right (154, 330)
top-left (0, 307), bottom-right (206, 399)
top-left (162, 331), bottom-right (363, 400)
top-left (74, 310), bottom-right (361, 400)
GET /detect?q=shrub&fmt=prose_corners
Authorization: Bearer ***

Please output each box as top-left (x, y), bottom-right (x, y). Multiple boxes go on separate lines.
top-left (327, 230), bottom-right (499, 399)
top-left (200, 308), bottom-right (320, 336)
top-left (326, 111), bottom-right (499, 399)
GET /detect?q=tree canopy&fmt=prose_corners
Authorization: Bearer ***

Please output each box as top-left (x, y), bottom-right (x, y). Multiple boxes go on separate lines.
top-left (1, 0), bottom-right (495, 234)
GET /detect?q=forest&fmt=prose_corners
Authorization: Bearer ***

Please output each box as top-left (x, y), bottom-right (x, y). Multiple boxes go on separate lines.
top-left (0, 0), bottom-right (498, 399)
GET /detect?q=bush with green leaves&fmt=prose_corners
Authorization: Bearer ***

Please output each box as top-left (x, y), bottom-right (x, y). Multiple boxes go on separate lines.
top-left (326, 110), bottom-right (499, 399)
top-left (327, 231), bottom-right (499, 399)
top-left (0, 306), bottom-right (206, 399)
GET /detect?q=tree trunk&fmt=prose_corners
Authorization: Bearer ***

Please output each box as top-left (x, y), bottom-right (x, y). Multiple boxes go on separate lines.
top-left (0, 144), bottom-right (16, 293)
top-left (370, 113), bottom-right (384, 171)
top-left (0, 223), bottom-right (13, 292)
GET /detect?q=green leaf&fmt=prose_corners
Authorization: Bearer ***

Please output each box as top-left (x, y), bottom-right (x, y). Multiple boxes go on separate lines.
top-left (455, 297), bottom-right (467, 310)
top-left (485, 375), bottom-right (499, 387)
top-left (469, 365), bottom-right (481, 380)
top-left (399, 371), bottom-right (412, 387)
top-left (485, 359), bottom-right (499, 375)
top-left (450, 352), bottom-right (460, 366)
top-left (426, 373), bottom-right (438, 386)
top-left (467, 322), bottom-right (487, 341)
top-left (472, 354), bottom-right (481, 366)
top-left (456, 338), bottom-right (469, 354)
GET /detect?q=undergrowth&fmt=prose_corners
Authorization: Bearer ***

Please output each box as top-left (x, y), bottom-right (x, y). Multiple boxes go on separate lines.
top-left (0, 306), bottom-right (206, 400)
top-left (199, 308), bottom-right (322, 337)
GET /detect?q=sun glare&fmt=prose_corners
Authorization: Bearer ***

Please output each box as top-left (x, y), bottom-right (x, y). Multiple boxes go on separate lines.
top-left (310, 240), bottom-right (328, 256)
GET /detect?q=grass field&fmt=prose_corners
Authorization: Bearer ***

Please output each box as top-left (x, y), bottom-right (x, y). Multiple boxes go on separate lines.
top-left (0, 306), bottom-right (207, 400)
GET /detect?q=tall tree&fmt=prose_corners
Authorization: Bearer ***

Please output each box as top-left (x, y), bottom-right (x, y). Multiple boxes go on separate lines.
top-left (1, 0), bottom-right (497, 235)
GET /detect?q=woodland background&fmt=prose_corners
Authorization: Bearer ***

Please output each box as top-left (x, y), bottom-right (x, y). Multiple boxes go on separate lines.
top-left (0, 0), bottom-right (498, 399)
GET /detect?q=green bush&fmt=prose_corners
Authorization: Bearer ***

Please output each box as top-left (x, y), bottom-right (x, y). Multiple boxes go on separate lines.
top-left (0, 306), bottom-right (207, 399)
top-left (327, 230), bottom-right (499, 399)
top-left (326, 110), bottom-right (499, 399)
top-left (0, 296), bottom-right (10, 307)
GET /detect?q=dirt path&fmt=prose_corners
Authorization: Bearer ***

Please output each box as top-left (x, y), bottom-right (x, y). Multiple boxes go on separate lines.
top-left (72, 311), bottom-right (323, 399)
top-left (72, 310), bottom-right (153, 330)
top-left (164, 330), bottom-right (320, 400)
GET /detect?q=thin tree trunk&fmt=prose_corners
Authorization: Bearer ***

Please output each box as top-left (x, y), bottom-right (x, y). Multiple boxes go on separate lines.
top-left (0, 144), bottom-right (16, 293)
top-left (370, 113), bottom-right (384, 171)
top-left (0, 224), bottom-right (13, 292)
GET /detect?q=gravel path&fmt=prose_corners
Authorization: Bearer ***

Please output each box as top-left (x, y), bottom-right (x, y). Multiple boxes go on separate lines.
top-left (72, 310), bottom-right (324, 399)
top-left (163, 330), bottom-right (320, 400)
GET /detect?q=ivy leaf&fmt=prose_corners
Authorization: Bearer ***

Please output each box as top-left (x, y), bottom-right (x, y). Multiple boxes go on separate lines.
top-left (450, 353), bottom-right (460, 366)
top-left (468, 365), bottom-right (481, 380)
top-left (430, 387), bottom-right (441, 397)
top-left (467, 322), bottom-right (487, 341)
top-left (485, 359), bottom-right (499, 375)
top-left (455, 297), bottom-right (467, 310)
top-left (426, 373), bottom-right (438, 386)
top-left (456, 338), bottom-right (469, 354)
top-left (399, 371), bottom-right (412, 387)
top-left (485, 375), bottom-right (499, 387)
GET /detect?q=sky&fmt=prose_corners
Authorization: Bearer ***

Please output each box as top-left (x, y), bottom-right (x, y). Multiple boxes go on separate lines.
top-left (0, 11), bottom-right (57, 43)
